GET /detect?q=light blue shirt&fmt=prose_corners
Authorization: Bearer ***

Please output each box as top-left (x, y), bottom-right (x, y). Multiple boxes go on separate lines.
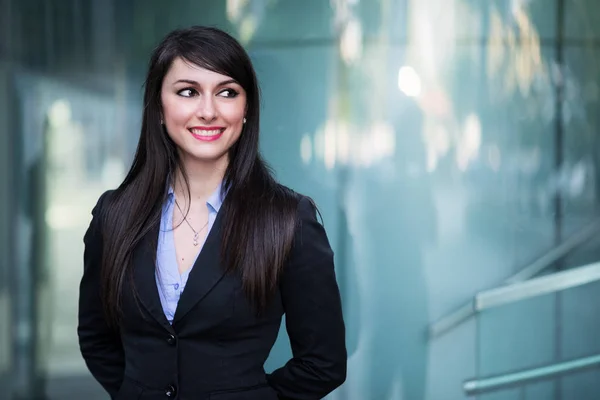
top-left (155, 183), bottom-right (224, 324)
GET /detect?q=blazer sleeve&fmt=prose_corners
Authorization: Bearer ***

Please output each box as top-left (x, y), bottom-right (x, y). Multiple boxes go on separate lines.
top-left (267, 196), bottom-right (347, 399)
top-left (77, 191), bottom-right (125, 398)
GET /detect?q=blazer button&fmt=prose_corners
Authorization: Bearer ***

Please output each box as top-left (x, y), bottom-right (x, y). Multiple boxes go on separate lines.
top-left (165, 384), bottom-right (177, 397)
top-left (166, 334), bottom-right (176, 345)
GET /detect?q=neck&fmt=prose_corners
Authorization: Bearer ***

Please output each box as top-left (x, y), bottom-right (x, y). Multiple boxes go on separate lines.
top-left (173, 155), bottom-right (227, 202)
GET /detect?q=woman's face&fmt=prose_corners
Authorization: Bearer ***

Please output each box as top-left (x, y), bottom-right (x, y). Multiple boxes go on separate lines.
top-left (161, 57), bottom-right (247, 166)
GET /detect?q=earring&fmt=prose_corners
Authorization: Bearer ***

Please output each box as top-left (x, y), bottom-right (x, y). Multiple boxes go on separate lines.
top-left (243, 118), bottom-right (247, 124)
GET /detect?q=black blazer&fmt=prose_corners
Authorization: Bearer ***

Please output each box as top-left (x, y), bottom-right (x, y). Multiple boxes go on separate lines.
top-left (77, 191), bottom-right (347, 400)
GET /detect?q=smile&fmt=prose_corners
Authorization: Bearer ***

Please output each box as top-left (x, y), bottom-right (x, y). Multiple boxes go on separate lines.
top-left (188, 127), bottom-right (225, 142)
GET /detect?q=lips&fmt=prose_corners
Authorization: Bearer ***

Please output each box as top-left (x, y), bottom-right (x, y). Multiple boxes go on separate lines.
top-left (188, 127), bottom-right (225, 142)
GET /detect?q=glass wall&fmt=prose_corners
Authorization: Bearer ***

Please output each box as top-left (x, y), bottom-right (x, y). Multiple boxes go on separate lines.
top-left (1, 0), bottom-right (600, 399)
top-left (0, 63), bottom-right (13, 400)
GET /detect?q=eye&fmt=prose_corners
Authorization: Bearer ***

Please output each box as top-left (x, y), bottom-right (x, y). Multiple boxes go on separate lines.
top-left (177, 88), bottom-right (198, 97)
top-left (218, 89), bottom-right (239, 98)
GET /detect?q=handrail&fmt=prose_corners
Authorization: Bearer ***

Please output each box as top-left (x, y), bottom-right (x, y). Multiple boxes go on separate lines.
top-left (505, 220), bottom-right (600, 284)
top-left (429, 218), bottom-right (600, 338)
top-left (427, 301), bottom-right (475, 339)
top-left (475, 261), bottom-right (600, 310)
top-left (463, 353), bottom-right (600, 395)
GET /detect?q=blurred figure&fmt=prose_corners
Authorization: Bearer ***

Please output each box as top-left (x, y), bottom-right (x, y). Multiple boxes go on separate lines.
top-left (369, 94), bottom-right (434, 400)
top-left (351, 91), bottom-right (435, 400)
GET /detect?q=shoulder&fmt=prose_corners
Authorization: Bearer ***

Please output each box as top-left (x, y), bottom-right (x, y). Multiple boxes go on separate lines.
top-left (85, 190), bottom-right (115, 244)
top-left (91, 189), bottom-right (116, 219)
top-left (93, 189), bottom-right (115, 210)
top-left (273, 184), bottom-right (319, 220)
top-left (277, 186), bottom-right (333, 265)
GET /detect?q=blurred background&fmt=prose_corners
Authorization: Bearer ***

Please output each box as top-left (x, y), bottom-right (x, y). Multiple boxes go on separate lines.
top-left (2, 0), bottom-right (600, 399)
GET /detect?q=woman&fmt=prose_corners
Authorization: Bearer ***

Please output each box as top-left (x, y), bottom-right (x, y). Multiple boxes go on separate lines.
top-left (78, 26), bottom-right (346, 400)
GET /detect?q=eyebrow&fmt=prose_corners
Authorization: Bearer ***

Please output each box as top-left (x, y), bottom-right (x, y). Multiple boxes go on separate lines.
top-left (173, 79), bottom-right (239, 86)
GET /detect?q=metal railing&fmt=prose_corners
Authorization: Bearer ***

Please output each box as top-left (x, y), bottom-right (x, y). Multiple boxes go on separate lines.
top-left (475, 261), bottom-right (600, 310)
top-left (429, 218), bottom-right (600, 338)
top-left (463, 353), bottom-right (600, 396)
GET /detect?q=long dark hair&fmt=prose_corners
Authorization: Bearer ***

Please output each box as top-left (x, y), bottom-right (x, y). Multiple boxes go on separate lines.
top-left (99, 26), bottom-right (299, 327)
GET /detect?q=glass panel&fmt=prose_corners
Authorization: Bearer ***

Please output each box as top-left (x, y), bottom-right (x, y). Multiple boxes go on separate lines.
top-left (30, 78), bottom-right (126, 376)
top-left (560, 276), bottom-right (600, 359)
top-left (458, 0), bottom-right (557, 41)
top-left (247, 0), bottom-right (334, 42)
top-left (25, 77), bottom-right (131, 399)
top-left (476, 279), bottom-right (600, 398)
top-left (478, 293), bottom-right (557, 377)
top-left (561, 233), bottom-right (600, 269)
top-left (476, 367), bottom-right (597, 400)
top-left (565, 0), bottom-right (600, 39)
top-left (0, 63), bottom-right (12, 400)
top-left (560, 368), bottom-right (600, 400)
top-left (477, 381), bottom-right (556, 400)
top-left (525, 381), bottom-right (555, 399)
top-left (250, 45), bottom-right (342, 373)
top-left (562, 45), bottom-right (600, 237)
top-left (478, 388), bottom-right (522, 400)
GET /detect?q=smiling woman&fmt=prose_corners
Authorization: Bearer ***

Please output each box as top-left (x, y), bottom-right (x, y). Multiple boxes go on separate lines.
top-left (76, 26), bottom-right (347, 400)
top-left (161, 59), bottom-right (247, 161)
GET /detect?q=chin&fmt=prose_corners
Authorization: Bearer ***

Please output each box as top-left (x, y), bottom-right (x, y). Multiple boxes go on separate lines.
top-left (185, 149), bottom-right (229, 164)
top-left (174, 134), bottom-right (237, 165)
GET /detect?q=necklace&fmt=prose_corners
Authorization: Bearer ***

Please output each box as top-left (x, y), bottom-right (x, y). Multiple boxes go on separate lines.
top-left (175, 200), bottom-right (209, 246)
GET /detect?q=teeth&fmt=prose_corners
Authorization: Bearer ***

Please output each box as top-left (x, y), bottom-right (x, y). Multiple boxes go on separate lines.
top-left (190, 129), bottom-right (222, 136)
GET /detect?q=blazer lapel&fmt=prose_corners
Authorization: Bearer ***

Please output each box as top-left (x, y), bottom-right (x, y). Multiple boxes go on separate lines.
top-left (172, 210), bottom-right (226, 325)
top-left (132, 222), bottom-right (175, 334)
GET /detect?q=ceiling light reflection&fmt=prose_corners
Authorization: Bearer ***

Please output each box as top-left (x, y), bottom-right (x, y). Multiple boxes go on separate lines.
top-left (312, 119), bottom-right (396, 169)
top-left (239, 16), bottom-right (258, 43)
top-left (456, 113), bottom-right (482, 171)
top-left (226, 0), bottom-right (248, 22)
top-left (340, 17), bottom-right (363, 64)
top-left (398, 66), bottom-right (422, 97)
top-left (48, 100), bottom-right (72, 127)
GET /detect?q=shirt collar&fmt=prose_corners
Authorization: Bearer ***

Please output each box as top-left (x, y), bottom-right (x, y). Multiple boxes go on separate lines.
top-left (166, 181), bottom-right (224, 213)
top-left (206, 181), bottom-right (224, 213)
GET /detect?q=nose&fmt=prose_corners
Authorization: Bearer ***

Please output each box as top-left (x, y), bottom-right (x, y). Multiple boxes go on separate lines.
top-left (196, 95), bottom-right (217, 122)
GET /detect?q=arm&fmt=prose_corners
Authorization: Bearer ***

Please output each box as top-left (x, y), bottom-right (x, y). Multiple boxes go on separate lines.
top-left (77, 191), bottom-right (125, 398)
top-left (267, 197), bottom-right (347, 400)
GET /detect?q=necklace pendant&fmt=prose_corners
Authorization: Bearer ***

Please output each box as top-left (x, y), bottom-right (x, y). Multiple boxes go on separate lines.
top-left (193, 240), bottom-right (199, 246)
top-left (193, 232), bottom-right (199, 246)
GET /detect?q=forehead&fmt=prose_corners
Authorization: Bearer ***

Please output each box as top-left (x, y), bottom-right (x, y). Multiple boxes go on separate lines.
top-left (164, 57), bottom-right (235, 85)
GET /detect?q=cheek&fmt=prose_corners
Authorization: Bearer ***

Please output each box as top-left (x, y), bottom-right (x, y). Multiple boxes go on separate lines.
top-left (164, 107), bottom-right (190, 126)
top-left (221, 104), bottom-right (246, 127)
top-left (162, 96), bottom-right (194, 126)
